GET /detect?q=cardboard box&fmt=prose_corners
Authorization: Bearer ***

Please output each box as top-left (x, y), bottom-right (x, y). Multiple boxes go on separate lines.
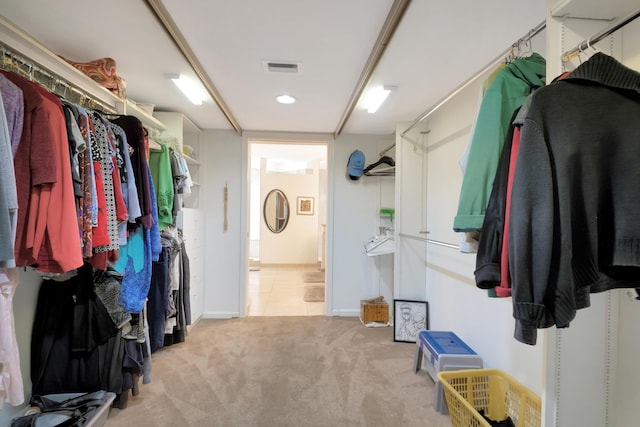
top-left (360, 297), bottom-right (389, 324)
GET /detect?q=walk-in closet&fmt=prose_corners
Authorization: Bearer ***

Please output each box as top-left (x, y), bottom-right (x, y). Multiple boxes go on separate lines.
top-left (1, 1), bottom-right (639, 426)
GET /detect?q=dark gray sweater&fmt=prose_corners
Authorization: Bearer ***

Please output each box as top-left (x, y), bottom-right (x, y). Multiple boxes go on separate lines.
top-left (509, 53), bottom-right (640, 345)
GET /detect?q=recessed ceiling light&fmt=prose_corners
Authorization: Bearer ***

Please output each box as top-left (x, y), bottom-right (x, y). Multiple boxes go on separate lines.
top-left (276, 94), bottom-right (296, 104)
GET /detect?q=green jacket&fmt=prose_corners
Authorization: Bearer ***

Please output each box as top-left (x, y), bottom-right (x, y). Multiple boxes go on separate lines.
top-left (453, 53), bottom-right (546, 232)
top-left (149, 142), bottom-right (175, 231)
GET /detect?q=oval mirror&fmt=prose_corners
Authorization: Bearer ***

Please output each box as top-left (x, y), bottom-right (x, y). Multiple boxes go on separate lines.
top-left (263, 189), bottom-right (290, 233)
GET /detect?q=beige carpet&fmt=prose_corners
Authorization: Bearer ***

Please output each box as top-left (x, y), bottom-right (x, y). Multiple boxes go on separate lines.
top-left (105, 317), bottom-right (451, 427)
top-left (303, 283), bottom-right (325, 302)
top-left (303, 270), bottom-right (325, 283)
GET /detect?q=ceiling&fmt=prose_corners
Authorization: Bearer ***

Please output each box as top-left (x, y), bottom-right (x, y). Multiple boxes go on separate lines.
top-left (1, 0), bottom-right (546, 136)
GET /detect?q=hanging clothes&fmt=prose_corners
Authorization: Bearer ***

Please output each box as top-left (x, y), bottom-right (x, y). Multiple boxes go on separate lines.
top-left (74, 105), bottom-right (99, 249)
top-left (62, 103), bottom-right (95, 259)
top-left (1, 71), bottom-right (83, 274)
top-left (148, 142), bottom-right (175, 231)
top-left (458, 62), bottom-right (507, 174)
top-left (109, 122), bottom-right (142, 243)
top-left (0, 91), bottom-right (18, 269)
top-left (508, 53), bottom-right (640, 345)
top-left (30, 85), bottom-right (83, 273)
top-left (61, 106), bottom-right (83, 200)
top-left (475, 88), bottom-right (550, 300)
top-left (162, 228), bottom-right (187, 347)
top-left (87, 114), bottom-right (111, 270)
top-left (0, 73), bottom-right (23, 158)
top-left (112, 226), bottom-right (148, 313)
top-left (169, 148), bottom-right (187, 224)
top-left (181, 237), bottom-right (192, 326)
top-left (113, 164), bottom-right (161, 314)
top-left (90, 112), bottom-right (123, 256)
top-left (30, 263), bottom-right (123, 396)
top-left (112, 116), bottom-right (155, 229)
top-left (0, 53), bottom-right (191, 408)
top-left (453, 53), bottom-right (546, 233)
top-left (0, 58), bottom-right (190, 415)
top-left (474, 106), bottom-right (522, 297)
top-left (147, 247), bottom-right (169, 353)
top-left (176, 153), bottom-right (193, 197)
top-left (93, 270), bottom-right (132, 332)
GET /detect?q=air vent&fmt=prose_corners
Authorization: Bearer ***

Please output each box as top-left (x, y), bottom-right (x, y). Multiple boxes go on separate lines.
top-left (263, 60), bottom-right (302, 74)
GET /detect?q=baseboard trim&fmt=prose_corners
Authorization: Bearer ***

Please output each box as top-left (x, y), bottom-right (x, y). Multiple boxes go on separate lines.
top-left (331, 309), bottom-right (360, 317)
top-left (187, 315), bottom-right (203, 331)
top-left (202, 311), bottom-right (239, 319)
top-left (202, 310), bottom-right (358, 318)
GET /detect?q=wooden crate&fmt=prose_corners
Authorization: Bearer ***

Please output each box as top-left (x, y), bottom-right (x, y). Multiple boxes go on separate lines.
top-left (360, 298), bottom-right (389, 324)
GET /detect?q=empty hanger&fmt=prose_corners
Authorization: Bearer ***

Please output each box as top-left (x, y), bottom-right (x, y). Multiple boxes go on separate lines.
top-left (364, 155), bottom-right (395, 176)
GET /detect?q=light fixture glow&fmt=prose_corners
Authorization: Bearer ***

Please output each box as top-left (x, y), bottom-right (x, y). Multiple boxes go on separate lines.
top-left (276, 94), bottom-right (296, 104)
top-left (362, 85), bottom-right (395, 113)
top-left (166, 73), bottom-right (206, 105)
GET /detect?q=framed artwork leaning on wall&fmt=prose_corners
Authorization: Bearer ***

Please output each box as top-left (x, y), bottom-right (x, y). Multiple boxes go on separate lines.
top-left (393, 299), bottom-right (428, 343)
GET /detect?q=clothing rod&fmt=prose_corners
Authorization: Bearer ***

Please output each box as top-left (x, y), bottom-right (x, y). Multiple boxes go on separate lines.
top-left (399, 233), bottom-right (460, 250)
top-left (381, 130), bottom-right (430, 156)
top-left (401, 20), bottom-right (546, 137)
top-left (561, 8), bottom-right (640, 62)
top-left (380, 142), bottom-right (396, 156)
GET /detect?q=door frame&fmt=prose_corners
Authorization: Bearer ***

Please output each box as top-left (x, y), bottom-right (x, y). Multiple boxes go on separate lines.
top-left (239, 131), bottom-right (334, 317)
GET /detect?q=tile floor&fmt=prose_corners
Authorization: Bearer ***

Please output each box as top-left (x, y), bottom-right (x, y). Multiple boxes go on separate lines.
top-left (247, 264), bottom-right (326, 316)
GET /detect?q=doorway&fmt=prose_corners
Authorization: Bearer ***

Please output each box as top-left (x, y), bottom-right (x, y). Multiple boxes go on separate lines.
top-left (247, 140), bottom-right (328, 316)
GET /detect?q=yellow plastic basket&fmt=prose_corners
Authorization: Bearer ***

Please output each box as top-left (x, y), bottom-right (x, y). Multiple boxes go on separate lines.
top-left (438, 368), bottom-right (541, 427)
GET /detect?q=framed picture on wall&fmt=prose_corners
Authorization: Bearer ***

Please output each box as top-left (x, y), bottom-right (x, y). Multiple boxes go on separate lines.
top-left (297, 196), bottom-right (314, 215)
top-left (393, 299), bottom-right (428, 343)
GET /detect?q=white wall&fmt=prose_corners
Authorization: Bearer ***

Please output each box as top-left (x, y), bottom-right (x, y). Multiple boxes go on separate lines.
top-left (200, 130), bottom-right (394, 318)
top-left (200, 129), bottom-right (245, 318)
top-left (259, 158), bottom-right (320, 264)
top-left (331, 134), bottom-right (395, 316)
top-left (412, 108), bottom-right (543, 391)
top-left (394, 29), bottom-right (547, 395)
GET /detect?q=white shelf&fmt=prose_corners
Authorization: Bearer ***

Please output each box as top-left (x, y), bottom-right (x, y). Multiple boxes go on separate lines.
top-left (152, 112), bottom-right (202, 209)
top-left (551, 0), bottom-right (640, 19)
top-left (0, 16), bottom-right (116, 105)
top-left (120, 100), bottom-right (167, 131)
top-left (0, 16), bottom-right (166, 132)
